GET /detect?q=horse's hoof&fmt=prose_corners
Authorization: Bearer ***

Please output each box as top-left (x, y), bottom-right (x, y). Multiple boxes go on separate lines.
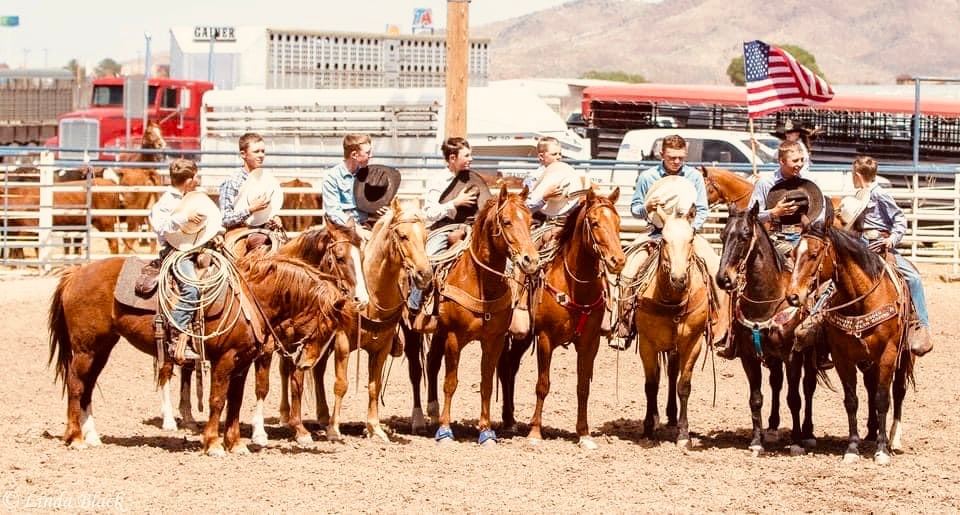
top-left (326, 430), bottom-right (343, 443)
top-left (842, 452), bottom-right (860, 464)
top-left (676, 438), bottom-right (691, 451)
top-left (251, 432), bottom-right (269, 447)
top-left (478, 429), bottom-right (498, 446)
top-left (367, 426), bottom-right (390, 443)
top-left (427, 401), bottom-right (440, 420)
top-left (527, 437), bottom-right (542, 446)
top-left (800, 438), bottom-right (818, 449)
top-left (579, 436), bottom-right (599, 450)
top-left (411, 408), bottom-right (426, 434)
top-left (67, 440), bottom-right (89, 451)
top-left (230, 445), bottom-right (251, 455)
top-left (279, 414), bottom-right (290, 425)
top-left (435, 426), bottom-right (454, 443)
top-left (161, 418), bottom-right (179, 432)
top-left (206, 446), bottom-right (227, 458)
top-left (749, 443), bottom-right (764, 457)
top-left (789, 444), bottom-right (806, 456)
top-left (83, 433), bottom-right (102, 447)
top-left (764, 429), bottom-right (780, 443)
top-left (295, 434), bottom-right (314, 447)
top-left (875, 451), bottom-right (891, 465)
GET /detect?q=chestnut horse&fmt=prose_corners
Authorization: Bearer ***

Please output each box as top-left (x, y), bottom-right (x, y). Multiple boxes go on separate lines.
top-left (115, 121), bottom-right (167, 254)
top-left (408, 185), bottom-right (540, 444)
top-left (631, 202), bottom-right (710, 447)
top-left (786, 222), bottom-right (914, 464)
top-left (715, 203), bottom-right (820, 454)
top-left (48, 252), bottom-right (349, 455)
top-left (700, 165), bottom-right (756, 210)
top-left (497, 188), bottom-right (625, 448)
top-left (280, 178), bottom-right (323, 233)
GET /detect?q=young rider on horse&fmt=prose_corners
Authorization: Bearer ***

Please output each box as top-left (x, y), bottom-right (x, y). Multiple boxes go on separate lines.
top-left (613, 134), bottom-right (729, 352)
top-left (842, 156), bottom-right (933, 356)
top-left (407, 137), bottom-right (483, 332)
top-left (149, 158), bottom-right (219, 363)
top-left (219, 132), bottom-right (285, 251)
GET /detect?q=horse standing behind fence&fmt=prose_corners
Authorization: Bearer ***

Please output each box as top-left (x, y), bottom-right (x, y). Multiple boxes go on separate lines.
top-left (280, 178), bottom-right (323, 233)
top-left (497, 188), bottom-right (625, 449)
top-left (716, 203), bottom-right (821, 454)
top-left (47, 252), bottom-right (349, 455)
top-left (786, 222), bottom-right (914, 465)
top-left (406, 185), bottom-right (540, 444)
top-left (114, 121), bottom-right (167, 254)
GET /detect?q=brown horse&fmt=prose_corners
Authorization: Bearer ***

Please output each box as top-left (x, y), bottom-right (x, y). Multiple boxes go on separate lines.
top-left (715, 203), bottom-right (820, 454)
top-left (631, 202), bottom-right (710, 448)
top-left (409, 185), bottom-right (540, 444)
top-left (115, 121), bottom-right (167, 254)
top-left (280, 178), bottom-right (323, 233)
top-left (47, 252), bottom-right (349, 455)
top-left (785, 222), bottom-right (914, 464)
top-left (497, 188), bottom-right (625, 448)
top-left (700, 165), bottom-right (756, 210)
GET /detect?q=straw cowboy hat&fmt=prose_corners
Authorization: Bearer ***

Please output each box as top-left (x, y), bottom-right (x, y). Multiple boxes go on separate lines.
top-left (166, 191), bottom-right (223, 251)
top-left (235, 168), bottom-right (285, 227)
top-left (645, 175), bottom-right (698, 229)
top-left (766, 177), bottom-right (825, 226)
top-left (837, 189), bottom-right (870, 230)
top-left (354, 164), bottom-right (401, 215)
top-left (531, 161), bottom-right (590, 217)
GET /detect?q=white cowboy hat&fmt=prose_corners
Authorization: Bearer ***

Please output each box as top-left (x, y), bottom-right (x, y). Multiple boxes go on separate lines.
top-left (837, 189), bottom-right (870, 230)
top-left (531, 161), bottom-right (589, 217)
top-left (645, 175), bottom-right (698, 229)
top-left (165, 191), bottom-right (223, 251)
top-left (235, 168), bottom-right (284, 227)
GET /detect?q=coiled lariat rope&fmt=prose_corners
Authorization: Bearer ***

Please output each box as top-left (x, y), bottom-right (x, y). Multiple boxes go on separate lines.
top-left (158, 249), bottom-right (244, 340)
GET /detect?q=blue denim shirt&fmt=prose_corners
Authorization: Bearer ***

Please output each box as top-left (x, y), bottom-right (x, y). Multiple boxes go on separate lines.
top-left (321, 161), bottom-right (365, 226)
top-left (630, 163), bottom-right (709, 231)
top-left (859, 182), bottom-right (907, 246)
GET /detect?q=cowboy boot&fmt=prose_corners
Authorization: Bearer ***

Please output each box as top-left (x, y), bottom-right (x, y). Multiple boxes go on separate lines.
top-left (909, 324), bottom-right (933, 356)
top-left (169, 331), bottom-right (200, 363)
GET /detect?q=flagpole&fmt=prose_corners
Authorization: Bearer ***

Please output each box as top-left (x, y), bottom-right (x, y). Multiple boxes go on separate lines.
top-left (748, 118), bottom-right (759, 178)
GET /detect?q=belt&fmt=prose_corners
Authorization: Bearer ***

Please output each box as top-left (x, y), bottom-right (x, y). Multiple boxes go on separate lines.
top-left (779, 224), bottom-right (802, 235)
top-left (862, 229), bottom-right (890, 240)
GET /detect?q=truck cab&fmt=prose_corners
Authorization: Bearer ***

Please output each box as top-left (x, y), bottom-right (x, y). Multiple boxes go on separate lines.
top-left (47, 77), bottom-right (214, 159)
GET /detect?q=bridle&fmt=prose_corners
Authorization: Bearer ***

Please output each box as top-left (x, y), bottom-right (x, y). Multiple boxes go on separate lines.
top-left (388, 213), bottom-right (426, 276)
top-left (564, 200), bottom-right (619, 283)
top-left (704, 171), bottom-right (751, 208)
top-left (469, 196), bottom-right (530, 283)
top-left (796, 232), bottom-right (885, 312)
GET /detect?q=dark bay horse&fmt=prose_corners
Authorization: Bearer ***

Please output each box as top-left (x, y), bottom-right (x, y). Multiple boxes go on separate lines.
top-left (786, 222), bottom-right (914, 464)
top-left (48, 252), bottom-right (349, 455)
top-left (408, 185), bottom-right (540, 444)
top-left (497, 188), bottom-right (625, 449)
top-left (716, 203), bottom-right (820, 454)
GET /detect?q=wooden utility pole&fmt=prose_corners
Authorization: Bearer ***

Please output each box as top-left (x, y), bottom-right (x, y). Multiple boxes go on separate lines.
top-left (445, 0), bottom-right (470, 139)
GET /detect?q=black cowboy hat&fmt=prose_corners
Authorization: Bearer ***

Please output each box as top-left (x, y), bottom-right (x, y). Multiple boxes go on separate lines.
top-left (766, 177), bottom-right (825, 226)
top-left (437, 169), bottom-right (492, 226)
top-left (771, 118), bottom-right (813, 139)
top-left (354, 164), bottom-right (401, 215)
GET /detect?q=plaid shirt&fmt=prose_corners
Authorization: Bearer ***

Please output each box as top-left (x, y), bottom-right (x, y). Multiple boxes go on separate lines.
top-left (219, 168), bottom-right (252, 229)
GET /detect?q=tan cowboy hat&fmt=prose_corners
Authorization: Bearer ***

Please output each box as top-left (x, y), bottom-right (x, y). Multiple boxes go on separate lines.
top-left (235, 168), bottom-right (285, 227)
top-left (645, 175), bottom-right (698, 229)
top-left (531, 161), bottom-right (589, 217)
top-left (837, 189), bottom-right (870, 230)
top-left (165, 191), bottom-right (223, 251)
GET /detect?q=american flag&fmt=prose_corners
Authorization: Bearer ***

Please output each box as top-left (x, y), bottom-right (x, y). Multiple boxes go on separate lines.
top-left (743, 40), bottom-right (834, 118)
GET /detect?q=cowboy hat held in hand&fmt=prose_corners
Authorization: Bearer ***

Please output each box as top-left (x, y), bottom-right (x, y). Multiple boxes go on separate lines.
top-left (235, 168), bottom-right (285, 227)
top-left (354, 164), bottom-right (401, 216)
top-left (531, 161), bottom-right (590, 217)
top-left (165, 191), bottom-right (224, 251)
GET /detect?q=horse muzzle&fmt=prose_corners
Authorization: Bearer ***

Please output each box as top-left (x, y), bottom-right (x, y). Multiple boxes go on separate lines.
top-left (516, 253), bottom-right (540, 276)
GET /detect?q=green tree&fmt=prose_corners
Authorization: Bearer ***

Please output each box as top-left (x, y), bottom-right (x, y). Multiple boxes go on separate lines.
top-left (580, 70), bottom-right (647, 83)
top-left (94, 58), bottom-right (122, 78)
top-left (63, 59), bottom-right (86, 81)
top-left (726, 44), bottom-right (827, 86)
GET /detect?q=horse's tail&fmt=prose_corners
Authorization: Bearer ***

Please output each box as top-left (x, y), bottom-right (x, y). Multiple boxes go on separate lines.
top-left (48, 268), bottom-right (76, 393)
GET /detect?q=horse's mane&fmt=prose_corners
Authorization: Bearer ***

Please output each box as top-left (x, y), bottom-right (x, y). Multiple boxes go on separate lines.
top-left (728, 206), bottom-right (785, 273)
top-left (706, 166), bottom-right (754, 188)
top-left (822, 224), bottom-right (885, 279)
top-left (241, 254), bottom-right (341, 317)
top-left (283, 221), bottom-right (360, 263)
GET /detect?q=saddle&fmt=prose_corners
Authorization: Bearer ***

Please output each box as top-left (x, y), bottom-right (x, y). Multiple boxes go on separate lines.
top-left (115, 256), bottom-right (228, 317)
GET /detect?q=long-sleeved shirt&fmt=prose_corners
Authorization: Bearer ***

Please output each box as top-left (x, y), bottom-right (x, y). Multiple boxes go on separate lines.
top-left (630, 163), bottom-right (709, 231)
top-left (422, 171), bottom-right (459, 226)
top-left (859, 181), bottom-right (907, 246)
top-left (747, 169), bottom-right (826, 226)
top-left (219, 168), bottom-right (253, 229)
top-left (320, 161), bottom-right (365, 226)
top-left (149, 187), bottom-right (188, 252)
top-left (522, 166), bottom-right (546, 212)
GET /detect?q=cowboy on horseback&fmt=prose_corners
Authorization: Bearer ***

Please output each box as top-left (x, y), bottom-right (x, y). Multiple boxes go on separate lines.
top-left (839, 156), bottom-right (933, 356)
top-left (613, 134), bottom-right (729, 352)
top-left (407, 137), bottom-right (488, 332)
top-left (149, 158), bottom-right (223, 363)
top-left (219, 132), bottom-right (286, 254)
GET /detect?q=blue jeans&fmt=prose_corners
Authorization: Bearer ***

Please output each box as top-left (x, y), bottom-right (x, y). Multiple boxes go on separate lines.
top-left (894, 252), bottom-right (929, 327)
top-left (162, 248), bottom-right (199, 332)
top-left (407, 229), bottom-right (451, 311)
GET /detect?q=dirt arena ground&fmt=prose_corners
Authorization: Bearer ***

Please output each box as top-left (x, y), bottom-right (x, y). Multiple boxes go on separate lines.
top-left (0, 263), bottom-right (958, 513)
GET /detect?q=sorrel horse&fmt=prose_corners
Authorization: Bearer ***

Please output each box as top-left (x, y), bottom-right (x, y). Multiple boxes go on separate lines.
top-left (715, 203), bottom-right (820, 454)
top-left (293, 199), bottom-right (433, 444)
top-left (497, 188), bottom-right (625, 449)
top-left (407, 185), bottom-right (540, 444)
top-left (631, 201), bottom-right (710, 448)
top-left (785, 222), bottom-right (914, 464)
top-left (48, 252), bottom-right (349, 455)
top-left (115, 121), bottom-right (167, 254)
top-left (280, 178), bottom-right (323, 233)
top-left (700, 165), bottom-right (756, 211)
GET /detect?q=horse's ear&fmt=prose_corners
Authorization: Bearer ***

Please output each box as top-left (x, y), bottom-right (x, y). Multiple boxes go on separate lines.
top-left (390, 196), bottom-right (401, 213)
top-left (608, 186), bottom-right (620, 204)
top-left (749, 201), bottom-right (759, 218)
top-left (685, 204), bottom-right (697, 222)
top-left (699, 165), bottom-right (708, 178)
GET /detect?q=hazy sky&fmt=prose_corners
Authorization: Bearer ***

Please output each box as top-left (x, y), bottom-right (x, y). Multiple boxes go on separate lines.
top-left (0, 0), bottom-right (574, 69)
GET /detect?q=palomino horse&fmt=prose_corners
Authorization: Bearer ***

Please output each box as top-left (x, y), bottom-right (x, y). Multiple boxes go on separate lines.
top-left (409, 185), bottom-right (540, 444)
top-left (48, 252), bottom-right (349, 455)
top-left (296, 199), bottom-right (433, 444)
top-left (786, 222), bottom-right (914, 464)
top-left (715, 203), bottom-right (820, 454)
top-left (115, 121), bottom-right (167, 254)
top-left (497, 188), bottom-right (625, 449)
top-left (631, 202), bottom-right (710, 447)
